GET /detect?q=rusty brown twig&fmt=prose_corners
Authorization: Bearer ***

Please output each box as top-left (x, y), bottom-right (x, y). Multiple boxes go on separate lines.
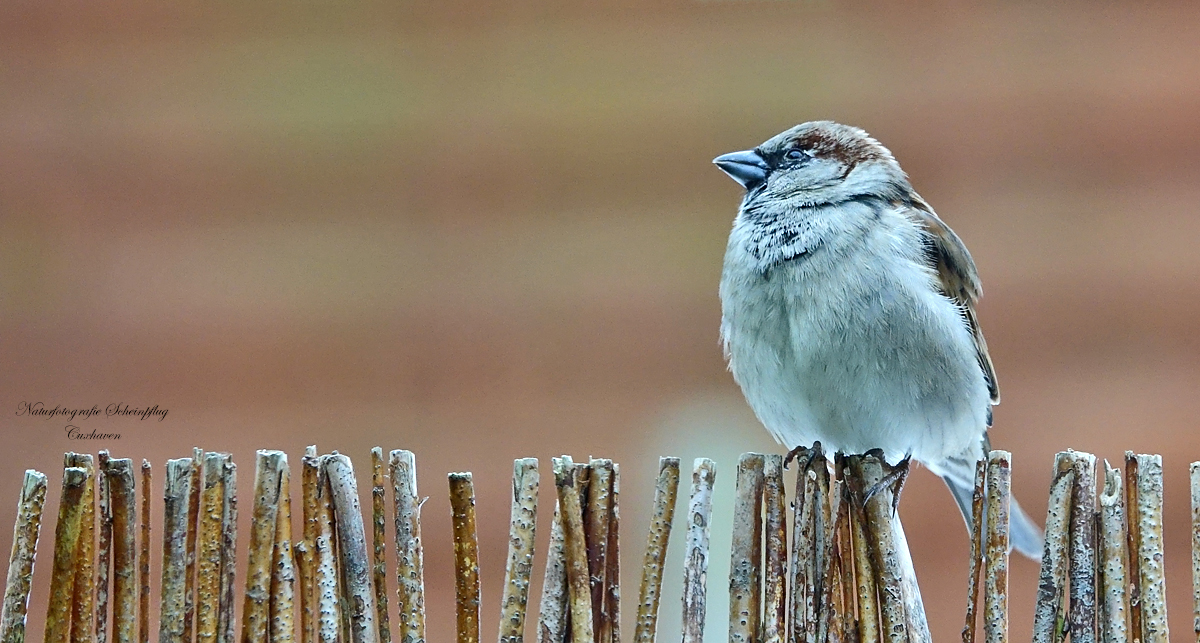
top-left (242, 451), bottom-right (285, 643)
top-left (107, 459), bottom-right (137, 643)
top-left (97, 452), bottom-right (112, 643)
top-left (606, 464), bottom-right (621, 643)
top-left (299, 447), bottom-right (318, 643)
top-left (64, 453), bottom-right (95, 643)
top-left (370, 448), bottom-right (391, 643)
top-left (962, 459), bottom-right (986, 643)
top-left (45, 467), bottom-right (88, 643)
top-left (197, 454), bottom-right (228, 643)
top-left (138, 461), bottom-right (150, 643)
top-left (585, 459), bottom-right (612, 643)
top-left (218, 459), bottom-right (238, 643)
top-left (449, 473), bottom-right (481, 643)
top-left (1123, 454), bottom-right (1142, 642)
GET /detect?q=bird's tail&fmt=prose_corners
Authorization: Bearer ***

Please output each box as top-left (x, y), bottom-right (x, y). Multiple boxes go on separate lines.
top-left (934, 450), bottom-right (1043, 560)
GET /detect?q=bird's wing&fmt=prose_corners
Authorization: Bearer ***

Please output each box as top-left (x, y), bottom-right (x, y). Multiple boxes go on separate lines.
top-left (905, 195), bottom-right (1000, 405)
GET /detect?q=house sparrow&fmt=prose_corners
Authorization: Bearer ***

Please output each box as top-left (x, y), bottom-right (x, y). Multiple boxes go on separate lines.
top-left (714, 120), bottom-right (1041, 558)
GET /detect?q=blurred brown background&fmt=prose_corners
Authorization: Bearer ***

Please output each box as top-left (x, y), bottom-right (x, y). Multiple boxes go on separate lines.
top-left (2, 2), bottom-right (1200, 641)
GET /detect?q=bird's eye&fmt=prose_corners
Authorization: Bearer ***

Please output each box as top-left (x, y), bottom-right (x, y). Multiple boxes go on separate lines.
top-left (785, 149), bottom-right (806, 161)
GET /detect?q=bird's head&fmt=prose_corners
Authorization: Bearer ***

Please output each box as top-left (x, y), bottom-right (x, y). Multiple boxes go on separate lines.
top-left (714, 121), bottom-right (910, 209)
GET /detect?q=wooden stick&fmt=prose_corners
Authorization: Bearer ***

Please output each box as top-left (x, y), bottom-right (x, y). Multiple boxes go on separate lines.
top-left (1098, 461), bottom-right (1129, 643)
top-left (197, 454), bottom-right (227, 643)
top-left (849, 481), bottom-right (879, 643)
top-left (161, 458), bottom-right (194, 643)
top-left (97, 452), bottom-right (112, 643)
top-left (447, 473), bottom-right (481, 643)
top-left (681, 459), bottom-right (715, 643)
top-left (762, 455), bottom-right (787, 643)
top-left (0, 470), bottom-right (48, 643)
top-left (833, 477), bottom-right (855, 643)
top-left (299, 447), bottom-right (319, 643)
top-left (314, 457), bottom-right (339, 643)
top-left (536, 501), bottom-right (567, 643)
top-left (1067, 452), bottom-right (1097, 643)
top-left (815, 462), bottom-right (841, 643)
top-left (1131, 454), bottom-right (1168, 643)
top-left (1123, 453), bottom-right (1142, 641)
top-left (1031, 454), bottom-right (1074, 643)
top-left (633, 457), bottom-right (679, 643)
top-left (389, 450), bottom-right (425, 643)
top-left (983, 451), bottom-right (1010, 643)
top-left (139, 461), bottom-right (151, 643)
top-left (585, 459), bottom-right (612, 643)
top-left (370, 449), bottom-right (391, 643)
top-left (854, 453), bottom-right (905, 643)
top-left (807, 446), bottom-right (829, 643)
top-left (1192, 462), bottom-right (1200, 643)
top-left (325, 454), bottom-right (378, 643)
top-left (185, 449), bottom-right (203, 643)
top-left (728, 453), bottom-right (763, 643)
top-left (962, 459), bottom-right (986, 643)
top-left (45, 467), bottom-right (88, 643)
top-left (270, 464), bottom-right (296, 643)
top-left (824, 478), bottom-right (855, 643)
top-left (108, 459), bottom-right (137, 643)
top-left (790, 449), bottom-right (817, 643)
top-left (498, 459), bottom-right (539, 643)
top-left (554, 458), bottom-right (593, 643)
top-left (218, 459), bottom-right (238, 643)
top-left (65, 453), bottom-right (96, 643)
top-left (605, 464), bottom-right (620, 643)
top-left (337, 467), bottom-right (351, 643)
top-left (243, 451), bottom-right (285, 643)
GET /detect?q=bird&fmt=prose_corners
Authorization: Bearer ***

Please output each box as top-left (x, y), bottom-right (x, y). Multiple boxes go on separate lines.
top-left (713, 120), bottom-right (1042, 558)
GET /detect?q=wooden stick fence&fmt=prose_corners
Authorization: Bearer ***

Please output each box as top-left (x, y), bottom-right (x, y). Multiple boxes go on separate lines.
top-left (0, 446), bottom-right (1192, 643)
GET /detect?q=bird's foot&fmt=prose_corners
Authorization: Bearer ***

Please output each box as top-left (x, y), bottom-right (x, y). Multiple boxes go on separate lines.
top-left (784, 441), bottom-right (824, 470)
top-left (862, 454), bottom-right (911, 515)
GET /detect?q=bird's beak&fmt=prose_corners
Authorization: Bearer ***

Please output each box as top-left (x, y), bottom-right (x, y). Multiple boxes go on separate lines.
top-left (713, 149), bottom-right (769, 190)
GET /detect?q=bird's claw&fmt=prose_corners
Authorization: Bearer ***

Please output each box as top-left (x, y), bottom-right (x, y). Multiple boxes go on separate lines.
top-left (784, 441), bottom-right (824, 471)
top-left (862, 455), bottom-right (912, 516)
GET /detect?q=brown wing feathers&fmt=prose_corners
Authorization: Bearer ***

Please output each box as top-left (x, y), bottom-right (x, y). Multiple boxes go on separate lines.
top-left (906, 197), bottom-right (1001, 405)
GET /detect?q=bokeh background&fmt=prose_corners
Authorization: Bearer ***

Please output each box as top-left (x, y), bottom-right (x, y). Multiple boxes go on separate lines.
top-left (3, 2), bottom-right (1200, 640)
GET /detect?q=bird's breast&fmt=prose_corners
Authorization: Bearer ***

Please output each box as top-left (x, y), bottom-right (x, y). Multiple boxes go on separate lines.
top-left (719, 237), bottom-right (990, 463)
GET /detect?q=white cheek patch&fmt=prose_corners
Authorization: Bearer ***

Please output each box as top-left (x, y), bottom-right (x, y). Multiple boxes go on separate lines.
top-left (771, 159), bottom-right (846, 202)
